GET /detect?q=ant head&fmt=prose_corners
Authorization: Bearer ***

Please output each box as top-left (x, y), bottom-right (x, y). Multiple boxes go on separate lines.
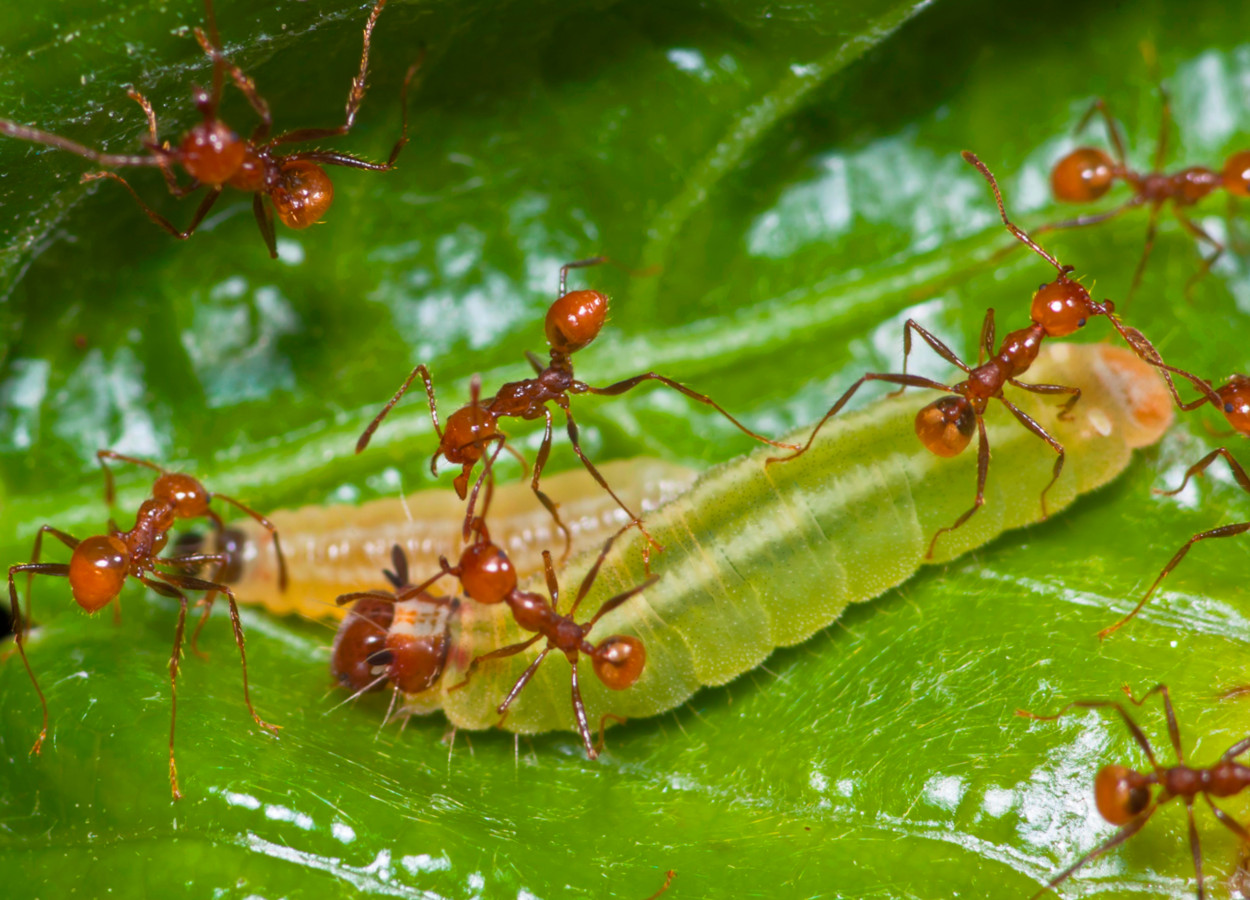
top-left (914, 396), bottom-right (975, 458)
top-left (67, 535), bottom-right (131, 613)
top-left (331, 596), bottom-right (394, 692)
top-left (1217, 375), bottom-right (1250, 435)
top-left (1031, 276), bottom-right (1098, 337)
top-left (1223, 150), bottom-right (1250, 198)
top-left (508, 590), bottom-right (551, 633)
top-left (179, 120), bottom-right (246, 186)
top-left (1051, 147), bottom-right (1116, 202)
top-left (270, 160), bottom-right (334, 229)
top-left (545, 290), bottom-right (608, 355)
top-left (154, 473), bottom-right (212, 520)
top-left (592, 635), bottom-right (646, 690)
top-left (441, 405), bottom-right (498, 466)
top-left (458, 542), bottom-right (516, 605)
top-left (1094, 764), bottom-right (1152, 825)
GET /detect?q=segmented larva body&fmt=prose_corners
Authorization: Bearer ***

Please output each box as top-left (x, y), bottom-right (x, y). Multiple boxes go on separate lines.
top-left (211, 459), bottom-right (697, 620)
top-left (397, 342), bottom-right (1173, 736)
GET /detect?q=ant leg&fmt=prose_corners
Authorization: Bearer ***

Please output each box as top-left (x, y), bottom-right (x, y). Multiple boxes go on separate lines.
top-left (1018, 698), bottom-right (1162, 769)
top-left (1125, 202), bottom-right (1165, 306)
top-left (96, 449), bottom-right (164, 505)
top-left (209, 492), bottom-right (289, 591)
top-left (568, 659), bottom-right (596, 758)
top-left (998, 396), bottom-right (1065, 518)
top-left (1158, 447), bottom-right (1250, 497)
top-left (139, 576), bottom-right (188, 799)
top-left (191, 27), bottom-right (272, 141)
top-left (463, 437), bottom-right (508, 544)
top-left (448, 635), bottom-right (542, 692)
top-left (541, 550), bottom-right (562, 613)
top-left (7, 563), bottom-right (70, 754)
top-left (978, 308), bottom-right (996, 366)
top-left (586, 577), bottom-right (658, 627)
top-left (357, 364), bottom-right (440, 453)
top-left (569, 525), bottom-right (627, 616)
top-left (558, 256), bottom-right (610, 295)
top-left (1205, 795), bottom-right (1250, 840)
top-left (560, 402), bottom-right (662, 562)
top-left (158, 552), bottom-right (229, 658)
top-left (1029, 197), bottom-right (1145, 238)
top-left (495, 648), bottom-right (552, 720)
top-left (1103, 520), bottom-right (1250, 641)
top-left (1120, 683), bottom-right (1182, 760)
top-left (1183, 800), bottom-right (1205, 900)
top-left (891, 317), bottom-right (977, 398)
top-left (1151, 85), bottom-right (1171, 173)
top-left (646, 871), bottom-right (676, 900)
top-left (769, 372), bottom-right (954, 465)
top-left (79, 172), bottom-right (221, 241)
top-left (1026, 810), bottom-right (1154, 900)
top-left (268, 1), bottom-right (397, 146)
top-left (154, 570), bottom-right (280, 736)
top-left (595, 712), bottom-right (628, 757)
top-left (25, 525), bottom-right (79, 616)
top-left (531, 409), bottom-right (574, 561)
top-left (124, 90), bottom-right (194, 197)
top-left (252, 194), bottom-right (277, 260)
top-left (926, 413), bottom-right (990, 559)
top-left (582, 372), bottom-right (798, 450)
top-left (0, 120), bottom-right (162, 168)
top-left (1174, 207), bottom-right (1225, 302)
top-left (1007, 379), bottom-right (1082, 420)
top-left (524, 350), bottom-right (546, 376)
top-left (1075, 97), bottom-right (1130, 169)
top-left (334, 589), bottom-right (398, 607)
top-left (962, 151), bottom-right (1067, 275)
top-left (1101, 317), bottom-right (1221, 411)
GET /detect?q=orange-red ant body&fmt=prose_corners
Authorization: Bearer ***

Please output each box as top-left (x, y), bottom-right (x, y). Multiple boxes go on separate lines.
top-left (0, 0), bottom-right (419, 258)
top-left (1044, 92), bottom-right (1250, 300)
top-left (406, 520), bottom-right (655, 759)
top-left (7, 450), bottom-right (288, 798)
top-left (357, 257), bottom-right (795, 559)
top-left (332, 544), bottom-right (457, 704)
top-left (1018, 684), bottom-right (1250, 899)
top-left (769, 151), bottom-right (1154, 558)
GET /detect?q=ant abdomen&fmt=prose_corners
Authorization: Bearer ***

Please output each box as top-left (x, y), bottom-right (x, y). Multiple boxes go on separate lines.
top-left (67, 535), bottom-right (130, 613)
top-left (545, 289), bottom-right (608, 354)
top-left (332, 597), bottom-right (394, 692)
top-left (592, 635), bottom-right (645, 691)
top-left (270, 161), bottom-right (335, 230)
top-left (914, 397), bottom-right (975, 458)
top-left (1094, 764), bottom-right (1151, 824)
top-left (1051, 146), bottom-right (1116, 202)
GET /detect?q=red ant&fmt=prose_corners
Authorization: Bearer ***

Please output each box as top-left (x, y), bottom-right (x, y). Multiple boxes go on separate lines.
top-left (6, 450), bottom-right (288, 799)
top-left (1017, 684), bottom-right (1250, 899)
top-left (356, 257), bottom-right (796, 561)
top-left (1042, 90), bottom-right (1250, 301)
top-left (0, 0), bottom-right (420, 259)
top-left (332, 544), bottom-right (457, 718)
top-left (407, 516), bottom-right (655, 759)
top-left (1099, 446), bottom-right (1250, 639)
top-left (768, 151), bottom-right (1155, 558)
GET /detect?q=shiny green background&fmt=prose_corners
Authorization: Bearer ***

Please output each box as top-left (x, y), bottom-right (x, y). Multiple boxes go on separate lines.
top-left (1, 0), bottom-right (1249, 897)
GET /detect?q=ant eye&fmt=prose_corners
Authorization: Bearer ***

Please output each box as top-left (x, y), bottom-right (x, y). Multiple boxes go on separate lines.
top-left (1077, 318), bottom-right (1086, 327)
top-left (1227, 402), bottom-right (1235, 413)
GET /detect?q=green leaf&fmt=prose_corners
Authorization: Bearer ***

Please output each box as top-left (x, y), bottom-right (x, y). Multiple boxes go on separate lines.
top-left (2, 0), bottom-right (1249, 897)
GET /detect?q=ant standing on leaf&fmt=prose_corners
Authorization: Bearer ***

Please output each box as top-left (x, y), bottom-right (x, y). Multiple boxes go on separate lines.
top-left (0, 0), bottom-right (422, 258)
top-left (356, 256), bottom-right (797, 564)
top-left (1041, 88), bottom-right (1250, 301)
top-left (1017, 684), bottom-right (1250, 899)
top-left (769, 151), bottom-right (1157, 559)
top-left (6, 450), bottom-right (289, 799)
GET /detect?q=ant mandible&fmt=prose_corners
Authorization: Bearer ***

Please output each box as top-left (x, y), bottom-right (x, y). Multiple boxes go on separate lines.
top-left (769, 151), bottom-right (1152, 558)
top-left (418, 521), bottom-right (656, 759)
top-left (6, 450), bottom-right (289, 799)
top-left (356, 257), bottom-right (797, 561)
top-left (1043, 89), bottom-right (1250, 301)
top-left (1017, 684), bottom-right (1250, 899)
top-left (0, 0), bottom-right (420, 258)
